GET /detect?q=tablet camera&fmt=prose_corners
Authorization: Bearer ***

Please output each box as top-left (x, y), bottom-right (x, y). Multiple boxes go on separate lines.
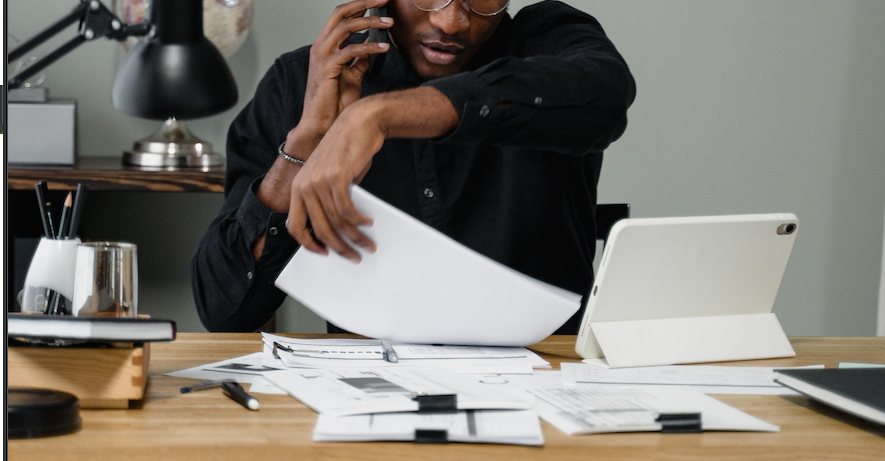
top-left (777, 223), bottom-right (797, 235)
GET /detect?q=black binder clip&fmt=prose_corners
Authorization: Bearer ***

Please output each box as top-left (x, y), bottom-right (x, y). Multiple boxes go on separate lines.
top-left (656, 413), bottom-right (702, 433)
top-left (414, 429), bottom-right (449, 444)
top-left (412, 393), bottom-right (457, 413)
top-left (272, 341), bottom-right (293, 360)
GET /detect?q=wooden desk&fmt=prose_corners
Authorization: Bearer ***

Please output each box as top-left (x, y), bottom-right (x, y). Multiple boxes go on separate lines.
top-left (8, 335), bottom-right (885, 460)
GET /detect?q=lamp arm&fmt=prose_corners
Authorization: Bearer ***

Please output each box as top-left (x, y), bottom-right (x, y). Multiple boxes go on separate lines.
top-left (7, 0), bottom-right (151, 90)
top-left (8, 1), bottom-right (88, 62)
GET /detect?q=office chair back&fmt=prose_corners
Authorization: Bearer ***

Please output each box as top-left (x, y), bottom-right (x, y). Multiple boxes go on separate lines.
top-left (596, 203), bottom-right (630, 243)
top-left (554, 203), bottom-right (631, 335)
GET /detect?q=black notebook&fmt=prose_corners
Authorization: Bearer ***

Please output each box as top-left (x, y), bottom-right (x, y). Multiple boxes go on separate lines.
top-left (775, 368), bottom-right (885, 426)
top-left (7, 313), bottom-right (177, 343)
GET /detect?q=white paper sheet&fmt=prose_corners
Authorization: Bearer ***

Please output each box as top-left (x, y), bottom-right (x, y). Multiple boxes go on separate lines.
top-left (263, 367), bottom-right (535, 417)
top-left (313, 409), bottom-right (544, 446)
top-left (529, 385), bottom-right (779, 434)
top-left (274, 185), bottom-right (581, 347)
top-left (563, 362), bottom-right (823, 395)
top-left (839, 362), bottom-right (885, 368)
top-left (165, 352), bottom-right (288, 394)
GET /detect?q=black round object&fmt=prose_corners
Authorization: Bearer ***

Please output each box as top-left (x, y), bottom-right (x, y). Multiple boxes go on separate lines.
top-left (7, 388), bottom-right (82, 438)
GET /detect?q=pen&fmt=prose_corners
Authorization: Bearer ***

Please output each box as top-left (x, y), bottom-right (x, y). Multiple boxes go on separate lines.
top-left (180, 378), bottom-right (235, 393)
top-left (381, 340), bottom-right (398, 363)
top-left (57, 192), bottom-right (73, 239)
top-left (222, 382), bottom-right (259, 411)
top-left (41, 289), bottom-right (57, 315)
top-left (46, 204), bottom-right (56, 239)
top-left (40, 181), bottom-right (57, 239)
top-left (34, 181), bottom-right (53, 238)
top-left (46, 290), bottom-right (69, 316)
top-left (68, 183), bottom-right (89, 239)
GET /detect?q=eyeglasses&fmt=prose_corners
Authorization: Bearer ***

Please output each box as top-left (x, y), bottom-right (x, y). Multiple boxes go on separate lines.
top-left (412, 0), bottom-right (510, 17)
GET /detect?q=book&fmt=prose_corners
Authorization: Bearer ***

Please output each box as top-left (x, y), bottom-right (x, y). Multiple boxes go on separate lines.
top-left (775, 368), bottom-right (885, 426)
top-left (7, 313), bottom-right (176, 343)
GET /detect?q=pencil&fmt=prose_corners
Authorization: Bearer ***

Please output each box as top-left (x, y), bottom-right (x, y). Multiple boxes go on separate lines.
top-left (180, 378), bottom-right (235, 394)
top-left (68, 183), bottom-right (89, 238)
top-left (34, 181), bottom-right (53, 238)
top-left (57, 192), bottom-right (73, 239)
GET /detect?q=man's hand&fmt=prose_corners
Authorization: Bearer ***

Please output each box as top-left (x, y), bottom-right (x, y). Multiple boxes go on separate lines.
top-left (253, 0), bottom-right (390, 260)
top-left (301, 0), bottom-right (392, 138)
top-left (286, 87), bottom-right (461, 262)
top-left (286, 100), bottom-right (383, 262)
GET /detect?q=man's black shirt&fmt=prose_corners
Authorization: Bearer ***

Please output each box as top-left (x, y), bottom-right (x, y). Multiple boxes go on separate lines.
top-left (192, 1), bottom-right (635, 333)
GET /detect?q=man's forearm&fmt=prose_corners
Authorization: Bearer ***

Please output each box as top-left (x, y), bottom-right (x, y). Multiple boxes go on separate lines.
top-left (255, 124), bottom-right (325, 213)
top-left (251, 123), bottom-right (328, 259)
top-left (281, 85), bottom-right (461, 260)
top-left (355, 86), bottom-right (460, 140)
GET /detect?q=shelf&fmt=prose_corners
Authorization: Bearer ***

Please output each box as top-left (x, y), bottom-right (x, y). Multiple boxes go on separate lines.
top-left (7, 157), bottom-right (225, 193)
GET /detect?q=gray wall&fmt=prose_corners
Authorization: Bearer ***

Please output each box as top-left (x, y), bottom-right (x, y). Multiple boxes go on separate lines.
top-left (8, 1), bottom-right (885, 336)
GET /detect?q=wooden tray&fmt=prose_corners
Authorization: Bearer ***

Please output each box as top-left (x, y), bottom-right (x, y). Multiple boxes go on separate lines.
top-left (8, 342), bottom-right (150, 409)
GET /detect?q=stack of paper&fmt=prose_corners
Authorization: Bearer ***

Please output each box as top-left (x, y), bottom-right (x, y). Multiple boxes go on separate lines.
top-left (261, 365), bottom-right (544, 445)
top-left (262, 333), bottom-right (549, 373)
top-left (169, 336), bottom-right (785, 444)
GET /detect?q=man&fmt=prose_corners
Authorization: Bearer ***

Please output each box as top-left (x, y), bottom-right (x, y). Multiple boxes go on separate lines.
top-left (193, 0), bottom-right (635, 334)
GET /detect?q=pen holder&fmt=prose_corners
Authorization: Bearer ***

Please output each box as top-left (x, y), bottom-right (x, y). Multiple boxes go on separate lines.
top-left (72, 242), bottom-right (138, 318)
top-left (20, 238), bottom-right (82, 315)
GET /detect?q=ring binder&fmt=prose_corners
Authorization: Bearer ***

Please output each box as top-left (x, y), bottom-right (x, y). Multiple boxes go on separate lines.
top-left (414, 429), bottom-right (449, 444)
top-left (412, 393), bottom-right (457, 413)
top-left (656, 413), bottom-right (702, 433)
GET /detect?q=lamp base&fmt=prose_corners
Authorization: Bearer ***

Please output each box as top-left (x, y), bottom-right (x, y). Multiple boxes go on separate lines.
top-left (123, 118), bottom-right (224, 169)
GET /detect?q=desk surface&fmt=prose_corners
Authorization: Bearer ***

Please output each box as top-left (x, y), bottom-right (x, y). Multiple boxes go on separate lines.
top-left (8, 335), bottom-right (885, 460)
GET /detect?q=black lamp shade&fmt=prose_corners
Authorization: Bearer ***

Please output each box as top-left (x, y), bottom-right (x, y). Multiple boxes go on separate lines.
top-left (112, 0), bottom-right (238, 120)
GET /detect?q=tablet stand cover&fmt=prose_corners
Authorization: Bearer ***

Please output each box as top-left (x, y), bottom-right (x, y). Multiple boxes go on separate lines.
top-left (576, 213), bottom-right (798, 368)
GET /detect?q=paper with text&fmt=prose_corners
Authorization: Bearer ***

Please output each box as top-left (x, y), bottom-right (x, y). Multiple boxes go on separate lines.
top-left (166, 352), bottom-right (287, 394)
top-left (564, 362), bottom-right (823, 395)
top-left (530, 385), bottom-right (779, 434)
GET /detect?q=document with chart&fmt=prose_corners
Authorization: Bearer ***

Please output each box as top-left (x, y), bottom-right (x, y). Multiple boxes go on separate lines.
top-left (529, 385), bottom-right (779, 434)
top-left (313, 409), bottom-right (544, 445)
top-left (263, 367), bottom-right (535, 417)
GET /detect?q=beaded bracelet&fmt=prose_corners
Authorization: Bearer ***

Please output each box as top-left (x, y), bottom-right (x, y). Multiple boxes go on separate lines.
top-left (278, 142), bottom-right (306, 165)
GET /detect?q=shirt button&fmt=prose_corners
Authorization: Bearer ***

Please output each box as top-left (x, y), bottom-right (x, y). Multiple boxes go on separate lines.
top-left (246, 271), bottom-right (253, 280)
top-left (479, 105), bottom-right (490, 117)
top-left (423, 188), bottom-right (435, 198)
top-left (534, 96), bottom-right (543, 105)
top-left (268, 226), bottom-right (279, 236)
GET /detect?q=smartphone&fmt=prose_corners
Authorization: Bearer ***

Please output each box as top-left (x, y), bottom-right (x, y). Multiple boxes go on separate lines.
top-left (367, 7), bottom-right (388, 77)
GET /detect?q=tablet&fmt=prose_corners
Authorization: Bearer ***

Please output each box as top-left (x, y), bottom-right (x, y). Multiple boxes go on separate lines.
top-left (575, 213), bottom-right (799, 367)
